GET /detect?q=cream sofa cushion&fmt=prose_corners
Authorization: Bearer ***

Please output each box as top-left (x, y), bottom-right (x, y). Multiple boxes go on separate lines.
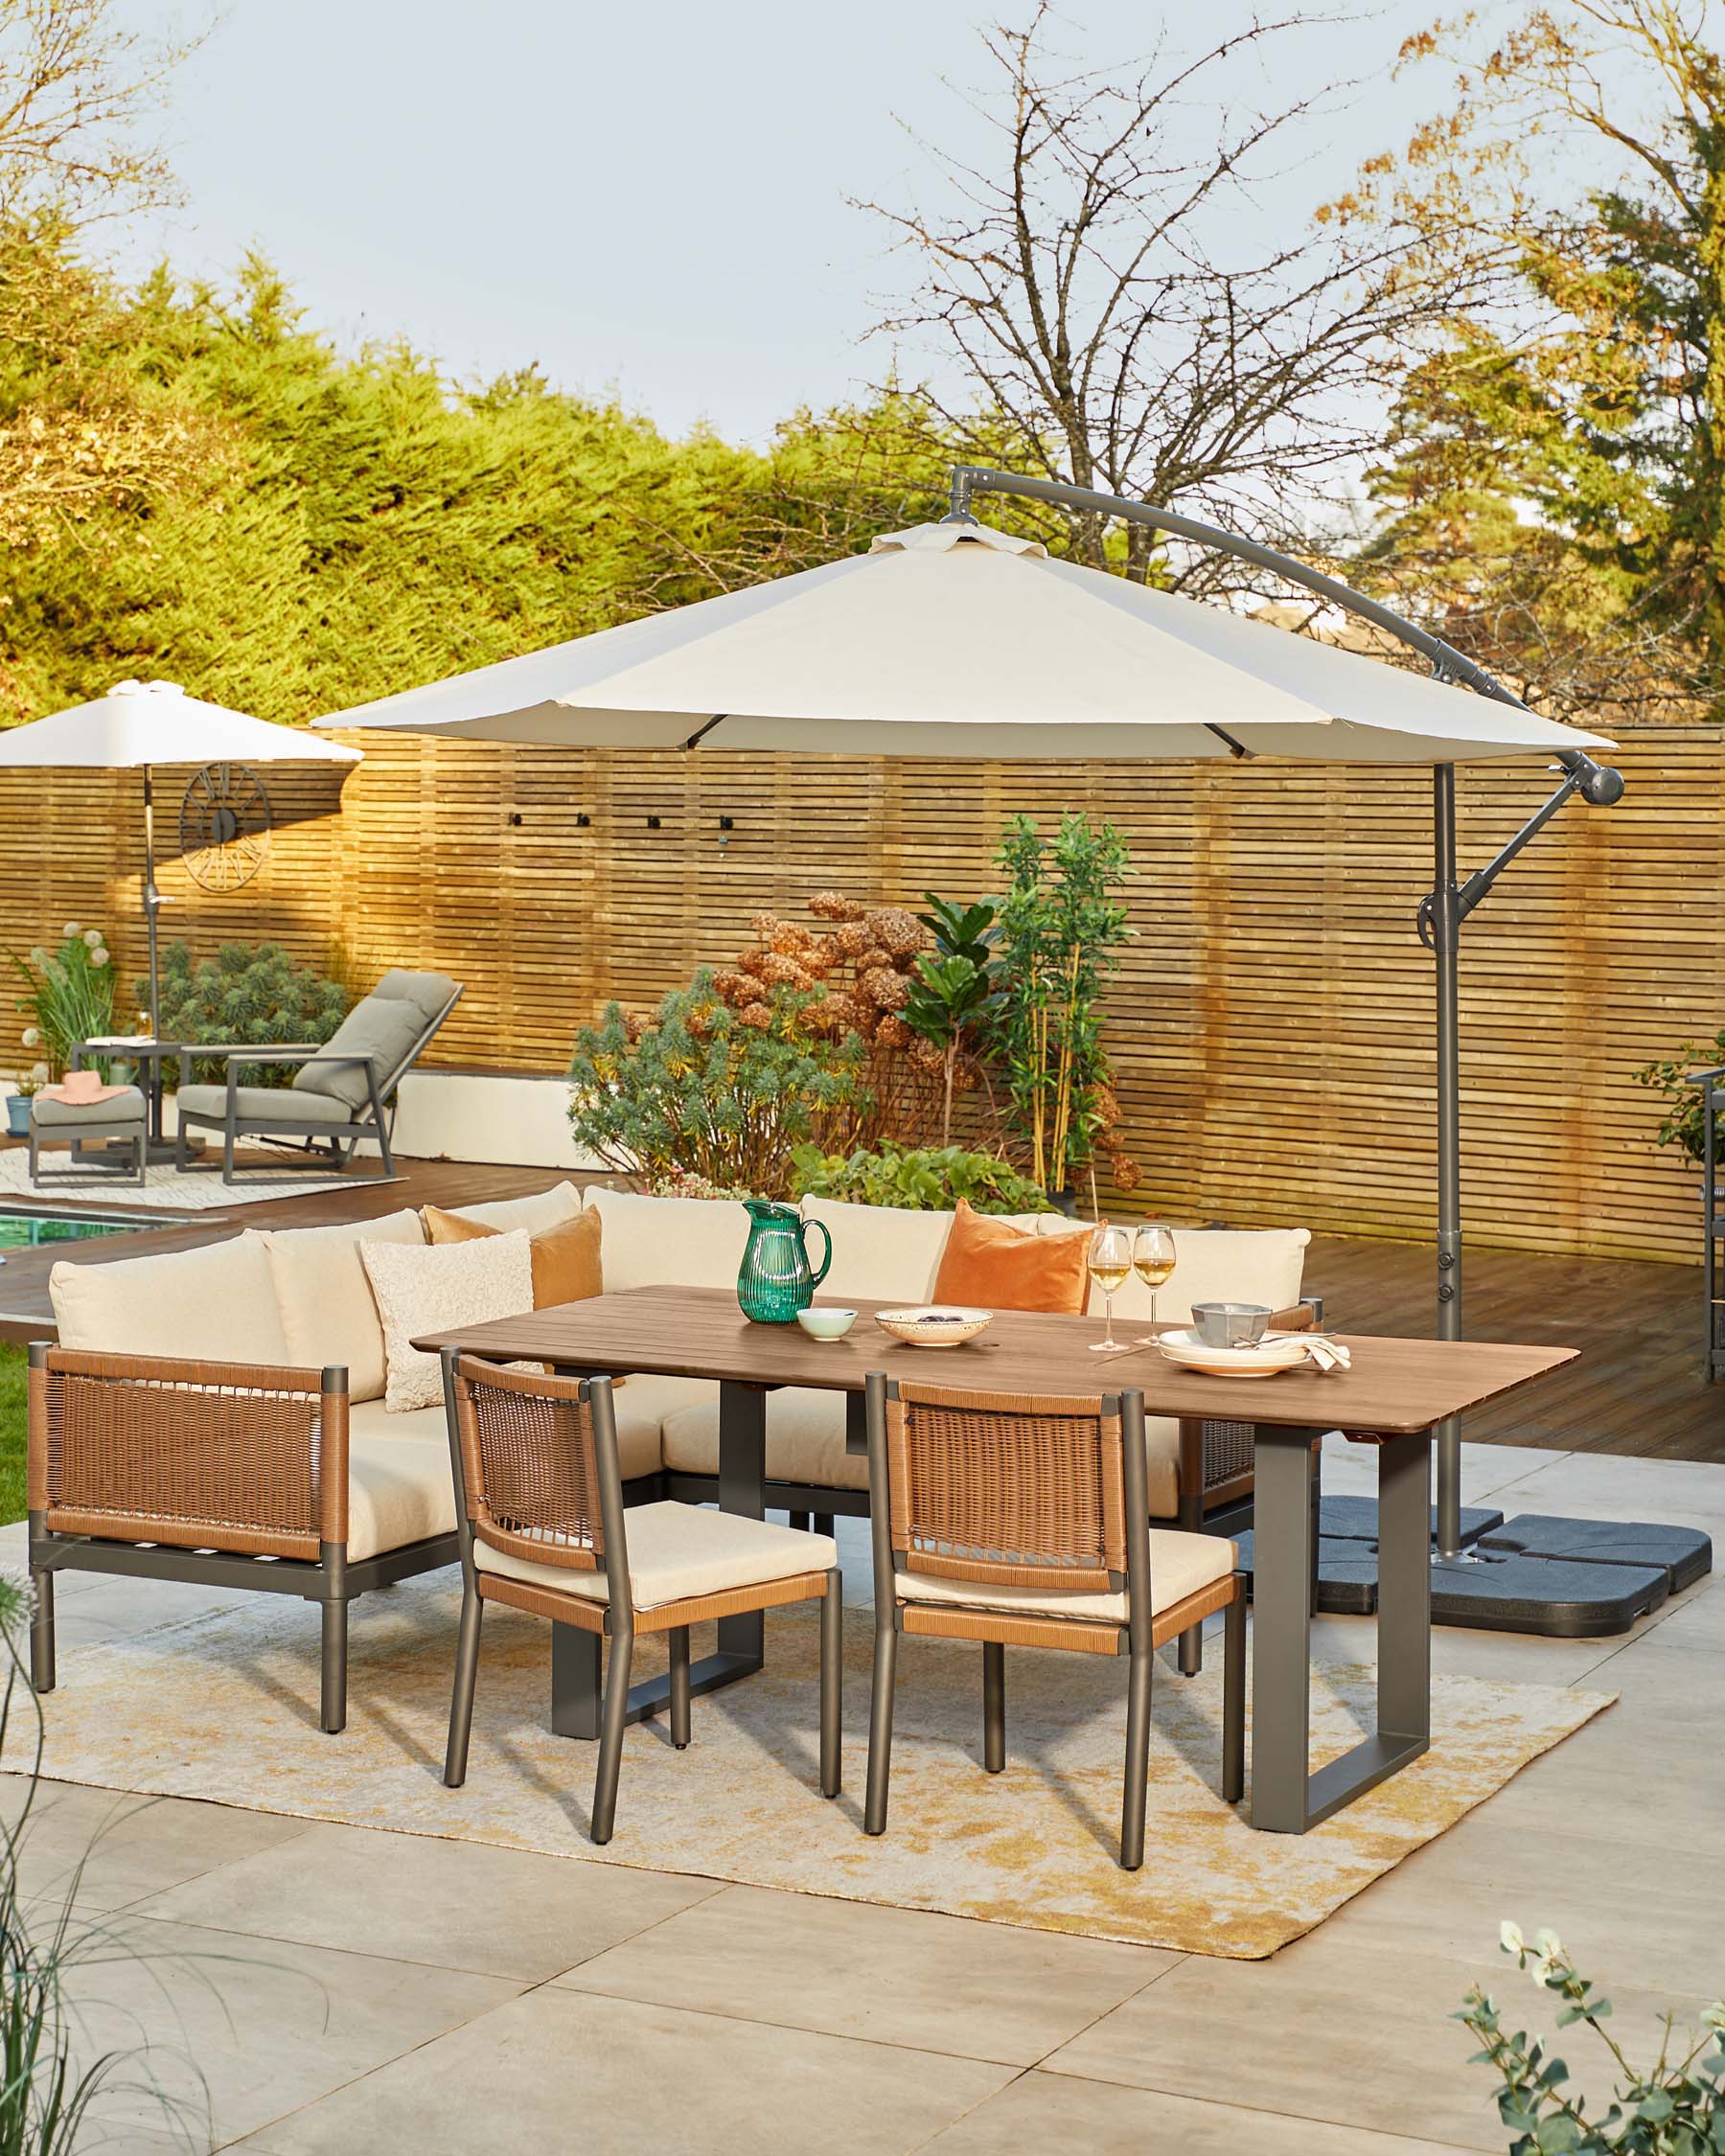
top-left (255, 1207), bottom-right (426, 1401)
top-left (359, 1231), bottom-right (534, 1411)
top-left (797, 1196), bottom-right (953, 1305)
top-left (1089, 1227), bottom-right (1310, 1325)
top-left (896, 1525), bottom-right (1234, 1624)
top-left (475, 1500), bottom-right (835, 1612)
top-left (448, 1181), bottom-right (582, 1234)
top-left (661, 1387), bottom-right (867, 1493)
top-left (346, 1426), bottom-right (458, 1560)
top-left (584, 1186), bottom-right (750, 1294)
top-left (50, 1235), bottom-right (291, 1365)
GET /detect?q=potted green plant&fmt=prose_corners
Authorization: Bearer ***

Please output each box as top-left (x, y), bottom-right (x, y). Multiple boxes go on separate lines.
top-left (7, 1062), bottom-right (50, 1137)
top-left (9, 925), bottom-right (117, 1087)
top-left (1632, 1031), bottom-right (1725, 1165)
top-left (903, 896), bottom-right (1003, 1145)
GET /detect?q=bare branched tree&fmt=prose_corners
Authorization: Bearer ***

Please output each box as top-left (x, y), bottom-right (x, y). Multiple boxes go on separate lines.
top-left (0, 0), bottom-right (201, 228)
top-left (856, 6), bottom-right (1484, 592)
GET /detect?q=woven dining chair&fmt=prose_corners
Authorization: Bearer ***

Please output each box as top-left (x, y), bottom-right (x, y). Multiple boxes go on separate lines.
top-left (441, 1351), bottom-right (842, 1844)
top-left (863, 1372), bottom-right (1246, 1870)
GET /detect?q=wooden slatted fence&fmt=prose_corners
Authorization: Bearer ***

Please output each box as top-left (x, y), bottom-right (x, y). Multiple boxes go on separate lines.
top-left (1, 727), bottom-right (1717, 1263)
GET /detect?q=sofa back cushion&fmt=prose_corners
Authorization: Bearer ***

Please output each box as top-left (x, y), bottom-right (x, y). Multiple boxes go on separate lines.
top-left (584, 1187), bottom-right (750, 1294)
top-left (1089, 1226), bottom-right (1310, 1325)
top-left (256, 1206), bottom-right (426, 1400)
top-left (448, 1181), bottom-right (582, 1234)
top-left (50, 1234), bottom-right (292, 1365)
top-left (797, 1196), bottom-right (954, 1306)
top-left (291, 994), bottom-right (426, 1111)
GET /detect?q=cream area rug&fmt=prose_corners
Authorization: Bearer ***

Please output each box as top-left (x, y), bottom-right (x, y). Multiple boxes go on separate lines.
top-left (0, 1149), bottom-right (394, 1211)
top-left (13, 1576), bottom-right (1613, 1960)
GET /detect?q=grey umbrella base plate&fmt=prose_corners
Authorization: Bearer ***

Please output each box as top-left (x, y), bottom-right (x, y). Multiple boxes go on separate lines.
top-left (1231, 1501), bottom-right (1704, 1636)
top-left (1478, 1514), bottom-right (1714, 1594)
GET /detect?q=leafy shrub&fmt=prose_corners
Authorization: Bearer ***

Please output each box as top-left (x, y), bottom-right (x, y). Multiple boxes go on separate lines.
top-left (569, 975), bottom-right (862, 1197)
top-left (152, 941), bottom-right (349, 1088)
top-left (788, 1141), bottom-right (1055, 1214)
top-left (1632, 1033), bottom-right (1725, 1163)
top-left (9, 923), bottom-right (117, 1080)
top-left (1462, 1923), bottom-right (1724, 2151)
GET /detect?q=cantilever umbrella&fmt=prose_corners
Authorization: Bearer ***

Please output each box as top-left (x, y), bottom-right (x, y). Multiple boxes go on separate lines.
top-left (0, 678), bottom-right (361, 1044)
top-left (315, 514), bottom-right (1621, 1601)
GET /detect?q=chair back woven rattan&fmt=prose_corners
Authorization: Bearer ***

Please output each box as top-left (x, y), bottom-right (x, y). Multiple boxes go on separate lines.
top-left (450, 1354), bottom-right (607, 1579)
top-left (886, 1381), bottom-right (1129, 1596)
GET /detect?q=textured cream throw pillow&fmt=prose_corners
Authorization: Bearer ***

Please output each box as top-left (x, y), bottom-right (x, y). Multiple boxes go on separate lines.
top-left (358, 1230), bottom-right (535, 1411)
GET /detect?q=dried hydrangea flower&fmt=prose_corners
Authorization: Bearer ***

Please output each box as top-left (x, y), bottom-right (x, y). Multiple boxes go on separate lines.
top-left (862, 966), bottom-right (910, 1011)
top-left (866, 907), bottom-right (925, 956)
top-left (738, 1002), bottom-right (773, 1030)
top-left (875, 1014), bottom-right (912, 1048)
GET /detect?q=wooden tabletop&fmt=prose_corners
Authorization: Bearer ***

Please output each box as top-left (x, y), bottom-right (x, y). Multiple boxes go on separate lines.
top-left (417, 1286), bottom-right (1578, 1434)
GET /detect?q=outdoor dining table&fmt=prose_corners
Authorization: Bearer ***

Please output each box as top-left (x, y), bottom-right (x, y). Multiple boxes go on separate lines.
top-left (418, 1286), bottom-right (1576, 1835)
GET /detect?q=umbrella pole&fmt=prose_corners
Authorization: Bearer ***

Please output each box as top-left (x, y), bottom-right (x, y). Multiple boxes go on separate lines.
top-left (1432, 764), bottom-right (1465, 1557)
top-left (142, 763), bottom-right (161, 1033)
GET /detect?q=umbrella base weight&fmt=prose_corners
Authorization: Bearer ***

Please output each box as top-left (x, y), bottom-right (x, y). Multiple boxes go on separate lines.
top-left (1231, 1500), bottom-right (1709, 1637)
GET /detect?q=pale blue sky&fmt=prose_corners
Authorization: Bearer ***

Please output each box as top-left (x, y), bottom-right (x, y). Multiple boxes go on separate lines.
top-left (112, 2), bottom-right (1453, 443)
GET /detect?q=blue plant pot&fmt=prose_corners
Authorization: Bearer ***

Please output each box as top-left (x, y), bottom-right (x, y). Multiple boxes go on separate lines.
top-left (7, 1095), bottom-right (32, 1137)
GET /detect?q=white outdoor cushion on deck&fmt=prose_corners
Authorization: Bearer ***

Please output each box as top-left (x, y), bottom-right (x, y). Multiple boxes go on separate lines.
top-left (895, 1526), bottom-right (1235, 1624)
top-left (49, 1234), bottom-right (291, 1365)
top-left (584, 1186), bottom-right (751, 1294)
top-left (797, 1196), bottom-right (953, 1304)
top-left (176, 1083), bottom-right (356, 1127)
top-left (347, 1432), bottom-right (458, 1561)
top-left (1091, 1227), bottom-right (1309, 1325)
top-left (255, 1208), bottom-right (426, 1402)
top-left (448, 1181), bottom-right (582, 1233)
top-left (661, 1387), bottom-right (867, 1492)
top-left (474, 1501), bottom-right (836, 1611)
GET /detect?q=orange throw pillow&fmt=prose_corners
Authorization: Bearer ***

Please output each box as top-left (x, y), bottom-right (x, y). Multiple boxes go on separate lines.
top-left (932, 1200), bottom-right (1090, 1315)
top-left (422, 1203), bottom-right (603, 1310)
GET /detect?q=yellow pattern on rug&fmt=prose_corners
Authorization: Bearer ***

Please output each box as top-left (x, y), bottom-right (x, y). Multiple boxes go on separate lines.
top-left (12, 1576), bottom-right (1612, 1959)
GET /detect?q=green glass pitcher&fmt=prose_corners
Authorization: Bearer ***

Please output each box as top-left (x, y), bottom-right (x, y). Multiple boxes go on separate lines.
top-left (737, 1199), bottom-right (833, 1323)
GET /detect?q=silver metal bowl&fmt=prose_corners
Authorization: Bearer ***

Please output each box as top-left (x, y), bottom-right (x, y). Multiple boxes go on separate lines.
top-left (1190, 1301), bottom-right (1273, 1349)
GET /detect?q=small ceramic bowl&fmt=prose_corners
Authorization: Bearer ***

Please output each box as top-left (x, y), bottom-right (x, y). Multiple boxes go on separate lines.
top-left (1190, 1301), bottom-right (1273, 1349)
top-left (796, 1306), bottom-right (859, 1342)
top-left (874, 1306), bottom-right (993, 1348)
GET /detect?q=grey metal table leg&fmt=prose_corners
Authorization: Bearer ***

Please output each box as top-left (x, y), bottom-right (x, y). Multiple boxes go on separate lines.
top-left (551, 1621), bottom-right (602, 1739)
top-left (1249, 1425), bottom-right (1315, 1833)
top-left (1252, 1424), bottom-right (1434, 1832)
top-left (716, 1380), bottom-right (767, 1673)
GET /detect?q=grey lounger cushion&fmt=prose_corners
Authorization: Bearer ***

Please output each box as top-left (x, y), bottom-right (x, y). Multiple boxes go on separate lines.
top-left (290, 996), bottom-right (426, 1111)
top-left (32, 1087), bottom-right (146, 1127)
top-left (178, 1082), bottom-right (355, 1127)
top-left (372, 970), bottom-right (460, 1021)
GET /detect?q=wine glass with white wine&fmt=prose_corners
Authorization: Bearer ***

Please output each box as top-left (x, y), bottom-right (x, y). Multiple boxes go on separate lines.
top-left (1133, 1224), bottom-right (1176, 1345)
top-left (1087, 1224), bottom-right (1133, 1351)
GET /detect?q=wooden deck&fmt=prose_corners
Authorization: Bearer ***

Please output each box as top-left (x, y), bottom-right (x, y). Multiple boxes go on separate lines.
top-left (0, 1157), bottom-right (1716, 1461)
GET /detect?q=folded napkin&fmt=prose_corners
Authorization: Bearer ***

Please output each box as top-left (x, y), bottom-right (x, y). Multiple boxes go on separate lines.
top-left (39, 1070), bottom-right (131, 1107)
top-left (1303, 1337), bottom-right (1352, 1372)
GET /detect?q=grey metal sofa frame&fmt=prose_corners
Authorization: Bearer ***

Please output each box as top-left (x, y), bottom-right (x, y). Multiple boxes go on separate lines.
top-left (173, 980), bottom-right (464, 1184)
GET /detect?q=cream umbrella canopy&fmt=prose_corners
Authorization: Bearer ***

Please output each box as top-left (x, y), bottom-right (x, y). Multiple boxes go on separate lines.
top-left (0, 679), bottom-right (361, 1041)
top-left (311, 520), bottom-right (1613, 765)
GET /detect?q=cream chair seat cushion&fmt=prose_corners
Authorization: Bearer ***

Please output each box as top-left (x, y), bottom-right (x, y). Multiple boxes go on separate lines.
top-left (896, 1526), bottom-right (1234, 1624)
top-left (660, 1387), bottom-right (867, 1492)
top-left (475, 1501), bottom-right (836, 1612)
top-left (31, 1088), bottom-right (146, 1126)
top-left (254, 1207), bottom-right (426, 1402)
top-left (583, 1186), bottom-right (751, 1294)
top-left (49, 1234), bottom-right (292, 1365)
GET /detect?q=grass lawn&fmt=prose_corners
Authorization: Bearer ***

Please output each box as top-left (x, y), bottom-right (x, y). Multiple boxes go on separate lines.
top-left (0, 1343), bottom-right (23, 1525)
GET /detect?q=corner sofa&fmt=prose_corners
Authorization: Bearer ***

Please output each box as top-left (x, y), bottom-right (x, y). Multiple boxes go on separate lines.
top-left (29, 1181), bottom-right (1314, 1721)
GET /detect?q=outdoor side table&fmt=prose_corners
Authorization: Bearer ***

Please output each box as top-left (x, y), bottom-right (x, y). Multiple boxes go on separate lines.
top-left (71, 1037), bottom-right (186, 1164)
top-left (28, 1087), bottom-right (147, 1185)
top-left (417, 1288), bottom-right (1576, 1835)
